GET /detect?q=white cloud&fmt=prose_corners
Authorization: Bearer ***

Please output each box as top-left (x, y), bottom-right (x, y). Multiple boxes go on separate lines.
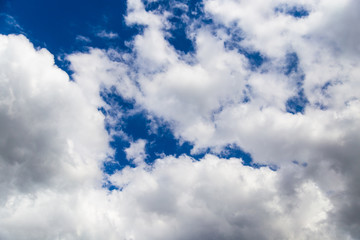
top-left (108, 155), bottom-right (334, 240)
top-left (113, 0), bottom-right (360, 166)
top-left (0, 34), bottom-right (340, 239)
top-left (1, 0), bottom-right (360, 238)
top-left (0, 150), bottom-right (336, 240)
top-left (0, 34), bottom-right (110, 199)
top-left (96, 30), bottom-right (119, 39)
top-left (67, 48), bottom-right (131, 106)
top-left (0, 33), bottom-right (113, 239)
top-left (125, 139), bottom-right (147, 165)
top-left (76, 35), bottom-right (91, 43)
top-left (111, 0), bottom-right (360, 238)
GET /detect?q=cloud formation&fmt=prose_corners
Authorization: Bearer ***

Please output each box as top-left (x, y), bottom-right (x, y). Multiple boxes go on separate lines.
top-left (0, 34), bottom-right (109, 197)
top-left (1, 0), bottom-right (360, 239)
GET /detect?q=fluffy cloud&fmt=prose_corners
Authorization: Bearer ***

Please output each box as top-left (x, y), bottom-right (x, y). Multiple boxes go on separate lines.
top-left (125, 139), bottom-right (147, 165)
top-left (113, 0), bottom-right (360, 161)
top-left (1, 0), bottom-right (360, 239)
top-left (0, 34), bottom-right (110, 238)
top-left (0, 34), bottom-right (110, 199)
top-left (108, 155), bottom-right (334, 240)
top-left (0, 34), bottom-right (340, 239)
top-left (114, 0), bottom-right (360, 238)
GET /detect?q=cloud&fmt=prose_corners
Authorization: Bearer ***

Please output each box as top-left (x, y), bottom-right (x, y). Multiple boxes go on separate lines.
top-left (0, 13), bottom-right (24, 34)
top-left (0, 34), bottom-right (335, 239)
top-left (105, 0), bottom-right (360, 238)
top-left (76, 35), bottom-right (91, 43)
top-left (0, 35), bottom-right (338, 240)
top-left (125, 139), bottom-right (147, 165)
top-left (0, 34), bottom-right (111, 198)
top-left (0, 33), bottom-right (114, 239)
top-left (113, 0), bottom-right (360, 165)
top-left (96, 30), bottom-right (119, 39)
top-left (108, 155), bottom-right (334, 240)
top-left (1, 0), bottom-right (360, 239)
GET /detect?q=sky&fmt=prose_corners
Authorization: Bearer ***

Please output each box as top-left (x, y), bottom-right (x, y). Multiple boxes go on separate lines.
top-left (0, 0), bottom-right (360, 239)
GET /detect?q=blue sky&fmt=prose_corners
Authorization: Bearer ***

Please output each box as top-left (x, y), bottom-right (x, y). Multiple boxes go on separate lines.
top-left (1, 0), bottom-right (360, 239)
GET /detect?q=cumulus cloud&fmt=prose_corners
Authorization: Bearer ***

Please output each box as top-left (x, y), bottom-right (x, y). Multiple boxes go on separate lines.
top-left (1, 0), bottom-right (360, 239)
top-left (125, 139), bottom-right (147, 165)
top-left (108, 155), bottom-right (334, 240)
top-left (0, 33), bottom-right (335, 240)
top-left (111, 0), bottom-right (360, 238)
top-left (0, 34), bottom-right (110, 198)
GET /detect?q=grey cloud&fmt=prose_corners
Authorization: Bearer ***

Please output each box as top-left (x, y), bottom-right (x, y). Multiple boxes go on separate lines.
top-left (0, 34), bottom-right (109, 200)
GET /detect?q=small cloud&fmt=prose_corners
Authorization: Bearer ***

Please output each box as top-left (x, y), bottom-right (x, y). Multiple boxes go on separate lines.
top-left (96, 30), bottom-right (119, 39)
top-left (125, 139), bottom-right (147, 166)
top-left (75, 35), bottom-right (91, 43)
top-left (0, 13), bottom-right (23, 32)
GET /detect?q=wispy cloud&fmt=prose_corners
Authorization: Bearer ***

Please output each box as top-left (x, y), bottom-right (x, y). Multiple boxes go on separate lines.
top-left (0, 13), bottom-right (24, 32)
top-left (96, 30), bottom-right (119, 39)
top-left (76, 35), bottom-right (91, 42)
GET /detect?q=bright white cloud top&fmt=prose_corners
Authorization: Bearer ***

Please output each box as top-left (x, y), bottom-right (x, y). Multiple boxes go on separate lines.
top-left (1, 0), bottom-right (360, 239)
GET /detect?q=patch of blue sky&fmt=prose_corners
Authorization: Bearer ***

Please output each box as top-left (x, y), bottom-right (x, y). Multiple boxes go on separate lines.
top-left (242, 51), bottom-right (266, 70)
top-left (1, 0), bottom-right (140, 74)
top-left (223, 26), bottom-right (266, 70)
top-left (239, 84), bottom-right (253, 104)
top-left (313, 102), bottom-right (328, 111)
top-left (286, 88), bottom-right (309, 114)
top-left (145, 0), bottom-right (205, 54)
top-left (143, 0), bottom-right (169, 13)
top-left (99, 88), bottom-right (192, 172)
top-left (106, 184), bottom-right (120, 191)
top-left (275, 5), bottom-right (310, 19)
top-left (103, 111), bottom-right (200, 173)
top-left (143, 0), bottom-right (212, 54)
top-left (144, 0), bottom-right (205, 21)
top-left (224, 42), bottom-right (266, 70)
top-left (315, 81), bottom-right (333, 110)
top-left (292, 160), bottom-right (308, 168)
top-left (313, 80), bottom-right (341, 110)
top-left (104, 135), bottom-right (133, 174)
top-left (167, 14), bottom-right (195, 53)
top-left (100, 87), bottom-right (270, 174)
top-left (144, 124), bottom-right (195, 163)
top-left (219, 144), bottom-right (278, 171)
top-left (283, 52), bottom-right (309, 114)
top-left (283, 52), bottom-right (298, 75)
top-left (219, 144), bottom-right (252, 165)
